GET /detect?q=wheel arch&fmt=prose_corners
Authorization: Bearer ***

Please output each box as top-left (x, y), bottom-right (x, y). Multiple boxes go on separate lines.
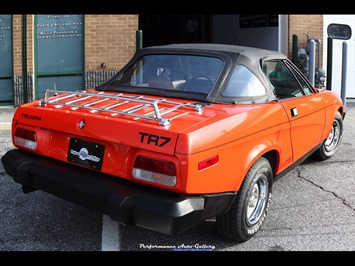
top-left (261, 150), bottom-right (278, 178)
top-left (338, 106), bottom-right (345, 120)
top-left (234, 147), bottom-right (279, 191)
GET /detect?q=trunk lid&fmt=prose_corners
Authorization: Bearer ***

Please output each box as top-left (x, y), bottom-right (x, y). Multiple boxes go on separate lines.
top-left (14, 89), bottom-right (232, 155)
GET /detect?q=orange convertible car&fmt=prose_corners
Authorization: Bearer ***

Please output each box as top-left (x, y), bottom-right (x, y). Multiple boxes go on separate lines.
top-left (1, 43), bottom-right (346, 242)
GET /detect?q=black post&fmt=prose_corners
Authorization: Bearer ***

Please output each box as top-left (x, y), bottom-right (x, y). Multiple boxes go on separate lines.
top-left (136, 30), bottom-right (143, 51)
top-left (326, 37), bottom-right (333, 91)
top-left (292, 34), bottom-right (298, 65)
top-left (136, 30), bottom-right (143, 84)
top-left (21, 15), bottom-right (28, 103)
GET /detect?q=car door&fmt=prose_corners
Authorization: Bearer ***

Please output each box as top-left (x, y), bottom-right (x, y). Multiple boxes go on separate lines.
top-left (264, 59), bottom-right (326, 162)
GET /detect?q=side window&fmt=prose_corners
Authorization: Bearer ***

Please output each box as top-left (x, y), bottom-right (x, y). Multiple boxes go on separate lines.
top-left (285, 62), bottom-right (314, 95)
top-left (263, 60), bottom-right (305, 100)
top-left (223, 65), bottom-right (266, 97)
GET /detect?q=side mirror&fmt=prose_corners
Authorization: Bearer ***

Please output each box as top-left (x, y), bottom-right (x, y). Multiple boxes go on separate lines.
top-left (327, 23), bottom-right (352, 40)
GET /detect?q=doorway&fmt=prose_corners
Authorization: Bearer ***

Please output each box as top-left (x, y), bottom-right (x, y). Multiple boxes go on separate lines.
top-left (138, 14), bottom-right (212, 47)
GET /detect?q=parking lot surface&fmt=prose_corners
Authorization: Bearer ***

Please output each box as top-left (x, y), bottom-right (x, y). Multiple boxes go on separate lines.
top-left (0, 100), bottom-right (354, 252)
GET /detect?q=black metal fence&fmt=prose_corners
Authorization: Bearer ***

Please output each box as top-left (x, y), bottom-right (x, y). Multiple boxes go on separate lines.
top-left (85, 70), bottom-right (117, 89)
top-left (13, 70), bottom-right (117, 106)
top-left (14, 74), bottom-right (34, 106)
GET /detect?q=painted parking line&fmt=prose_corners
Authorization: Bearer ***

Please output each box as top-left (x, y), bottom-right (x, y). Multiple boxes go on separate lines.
top-left (101, 214), bottom-right (120, 251)
top-left (0, 122), bottom-right (11, 130)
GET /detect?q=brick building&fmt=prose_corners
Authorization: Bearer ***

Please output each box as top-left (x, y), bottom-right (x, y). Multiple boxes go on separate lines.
top-left (12, 14), bottom-right (323, 73)
top-left (11, 14), bottom-right (138, 74)
top-left (0, 14), bottom-right (353, 106)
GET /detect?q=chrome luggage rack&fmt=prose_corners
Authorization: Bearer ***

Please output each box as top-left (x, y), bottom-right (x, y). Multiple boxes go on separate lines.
top-left (38, 90), bottom-right (204, 126)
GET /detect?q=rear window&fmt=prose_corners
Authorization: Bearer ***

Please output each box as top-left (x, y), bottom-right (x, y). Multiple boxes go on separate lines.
top-left (111, 54), bottom-right (224, 94)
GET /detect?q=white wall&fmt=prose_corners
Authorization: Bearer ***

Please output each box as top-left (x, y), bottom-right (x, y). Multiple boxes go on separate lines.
top-left (323, 15), bottom-right (355, 98)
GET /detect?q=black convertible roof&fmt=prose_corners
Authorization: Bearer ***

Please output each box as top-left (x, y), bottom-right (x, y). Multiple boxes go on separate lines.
top-left (143, 43), bottom-right (287, 62)
top-left (97, 43), bottom-right (290, 104)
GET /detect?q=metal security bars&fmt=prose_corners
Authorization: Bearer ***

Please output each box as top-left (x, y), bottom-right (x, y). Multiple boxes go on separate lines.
top-left (13, 71), bottom-right (117, 106)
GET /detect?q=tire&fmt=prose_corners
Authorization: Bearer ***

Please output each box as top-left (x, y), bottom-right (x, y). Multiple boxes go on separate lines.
top-left (312, 111), bottom-right (343, 161)
top-left (216, 157), bottom-right (273, 242)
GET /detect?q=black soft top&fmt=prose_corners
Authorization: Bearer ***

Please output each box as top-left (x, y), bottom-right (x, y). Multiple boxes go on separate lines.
top-left (141, 43), bottom-right (287, 62)
top-left (97, 43), bottom-right (288, 104)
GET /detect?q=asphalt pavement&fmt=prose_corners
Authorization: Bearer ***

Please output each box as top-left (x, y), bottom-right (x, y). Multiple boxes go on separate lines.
top-left (0, 100), bottom-right (354, 252)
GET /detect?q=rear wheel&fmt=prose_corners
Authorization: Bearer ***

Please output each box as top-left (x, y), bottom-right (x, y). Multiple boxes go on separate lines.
top-left (313, 111), bottom-right (343, 160)
top-left (216, 157), bottom-right (273, 242)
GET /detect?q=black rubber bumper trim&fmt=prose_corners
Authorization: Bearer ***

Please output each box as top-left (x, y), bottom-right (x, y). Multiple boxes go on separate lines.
top-left (1, 149), bottom-right (236, 235)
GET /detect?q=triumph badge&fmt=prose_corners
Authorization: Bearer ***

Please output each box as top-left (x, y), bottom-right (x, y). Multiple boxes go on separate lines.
top-left (79, 120), bottom-right (85, 129)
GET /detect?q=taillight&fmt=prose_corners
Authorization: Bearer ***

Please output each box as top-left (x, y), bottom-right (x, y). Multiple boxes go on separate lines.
top-left (14, 127), bottom-right (37, 150)
top-left (132, 156), bottom-right (176, 187)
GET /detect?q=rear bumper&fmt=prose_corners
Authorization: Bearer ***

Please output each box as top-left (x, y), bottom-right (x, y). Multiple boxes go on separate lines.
top-left (1, 149), bottom-right (236, 235)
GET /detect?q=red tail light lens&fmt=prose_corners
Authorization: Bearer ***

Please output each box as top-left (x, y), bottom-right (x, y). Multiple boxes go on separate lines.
top-left (132, 156), bottom-right (176, 187)
top-left (134, 156), bottom-right (175, 175)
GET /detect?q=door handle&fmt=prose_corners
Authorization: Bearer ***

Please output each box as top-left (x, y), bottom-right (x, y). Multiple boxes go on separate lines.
top-left (290, 107), bottom-right (298, 117)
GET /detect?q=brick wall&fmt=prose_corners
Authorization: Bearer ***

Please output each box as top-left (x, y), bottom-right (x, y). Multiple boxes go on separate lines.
top-left (13, 15), bottom-right (34, 75)
top-left (84, 14), bottom-right (138, 71)
top-left (12, 15), bottom-right (324, 74)
top-left (12, 15), bottom-right (138, 74)
top-left (12, 15), bottom-right (21, 74)
top-left (288, 15), bottom-right (324, 68)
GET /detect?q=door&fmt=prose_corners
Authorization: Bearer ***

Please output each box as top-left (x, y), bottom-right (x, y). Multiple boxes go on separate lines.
top-left (264, 59), bottom-right (326, 162)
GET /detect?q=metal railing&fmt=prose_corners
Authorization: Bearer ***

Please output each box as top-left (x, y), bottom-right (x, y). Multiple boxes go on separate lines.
top-left (39, 89), bottom-right (203, 126)
top-left (13, 70), bottom-right (117, 106)
top-left (85, 70), bottom-right (117, 89)
top-left (14, 74), bottom-right (34, 105)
